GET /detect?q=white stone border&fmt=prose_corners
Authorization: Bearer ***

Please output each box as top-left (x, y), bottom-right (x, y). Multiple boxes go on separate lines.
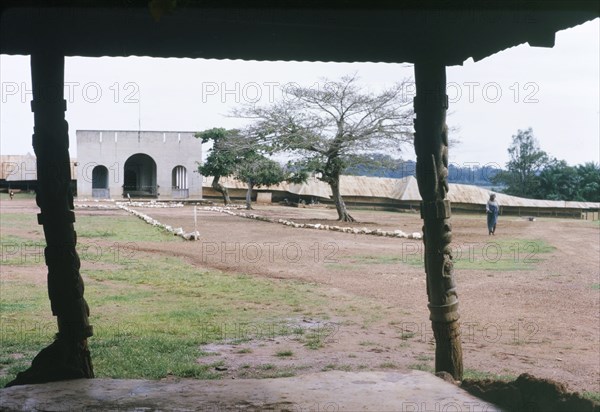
top-left (119, 200), bottom-right (185, 208)
top-left (116, 202), bottom-right (200, 241)
top-left (75, 198), bottom-right (116, 203)
top-left (202, 206), bottom-right (422, 239)
top-left (75, 203), bottom-right (120, 210)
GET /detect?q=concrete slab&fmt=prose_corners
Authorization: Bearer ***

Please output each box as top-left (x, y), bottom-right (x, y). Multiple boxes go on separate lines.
top-left (0, 371), bottom-right (500, 411)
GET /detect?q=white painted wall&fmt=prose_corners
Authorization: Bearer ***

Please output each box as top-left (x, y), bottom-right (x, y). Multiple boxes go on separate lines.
top-left (76, 130), bottom-right (202, 199)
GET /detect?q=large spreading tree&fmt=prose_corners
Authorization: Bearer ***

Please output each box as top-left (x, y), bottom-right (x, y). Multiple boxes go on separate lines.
top-left (235, 74), bottom-right (414, 222)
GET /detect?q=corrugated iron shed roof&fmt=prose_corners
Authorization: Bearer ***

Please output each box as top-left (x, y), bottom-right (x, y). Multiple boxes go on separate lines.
top-left (207, 175), bottom-right (600, 209)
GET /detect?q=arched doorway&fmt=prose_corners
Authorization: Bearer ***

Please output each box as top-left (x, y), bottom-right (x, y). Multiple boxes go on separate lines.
top-left (124, 169), bottom-right (137, 190)
top-left (171, 165), bottom-right (188, 199)
top-left (91, 165), bottom-right (109, 198)
top-left (123, 154), bottom-right (157, 198)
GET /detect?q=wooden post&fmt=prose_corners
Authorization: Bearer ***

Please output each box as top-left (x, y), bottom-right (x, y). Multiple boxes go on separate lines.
top-left (413, 60), bottom-right (463, 380)
top-left (194, 205), bottom-right (198, 238)
top-left (6, 51), bottom-right (94, 387)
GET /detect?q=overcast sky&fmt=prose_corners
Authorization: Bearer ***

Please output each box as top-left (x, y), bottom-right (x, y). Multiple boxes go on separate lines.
top-left (1, 18), bottom-right (598, 170)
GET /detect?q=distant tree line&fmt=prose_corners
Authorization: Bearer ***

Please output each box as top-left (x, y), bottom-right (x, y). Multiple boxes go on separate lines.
top-left (344, 154), bottom-right (502, 187)
top-left (345, 129), bottom-right (599, 203)
top-left (490, 128), bottom-right (599, 202)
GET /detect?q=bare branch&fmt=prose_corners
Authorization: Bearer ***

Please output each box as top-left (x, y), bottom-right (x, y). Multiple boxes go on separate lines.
top-left (229, 74), bottom-right (422, 222)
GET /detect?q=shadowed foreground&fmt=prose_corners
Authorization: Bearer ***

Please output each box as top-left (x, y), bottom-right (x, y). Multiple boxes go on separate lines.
top-left (0, 371), bottom-right (497, 411)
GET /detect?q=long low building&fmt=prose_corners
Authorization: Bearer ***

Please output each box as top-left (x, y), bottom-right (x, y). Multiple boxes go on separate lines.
top-left (1, 153), bottom-right (77, 192)
top-left (203, 175), bottom-right (600, 218)
top-left (2, 153), bottom-right (598, 218)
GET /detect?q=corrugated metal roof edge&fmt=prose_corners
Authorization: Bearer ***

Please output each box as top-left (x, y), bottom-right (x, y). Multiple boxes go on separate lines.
top-left (204, 176), bottom-right (599, 210)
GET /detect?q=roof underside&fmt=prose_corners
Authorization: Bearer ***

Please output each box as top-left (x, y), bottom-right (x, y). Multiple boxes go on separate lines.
top-left (1, 1), bottom-right (598, 64)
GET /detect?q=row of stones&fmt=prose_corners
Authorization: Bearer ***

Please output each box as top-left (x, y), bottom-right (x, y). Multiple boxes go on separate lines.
top-left (75, 203), bottom-right (119, 210)
top-left (76, 199), bottom-right (185, 208)
top-left (121, 200), bottom-right (185, 208)
top-left (202, 206), bottom-right (422, 240)
top-left (116, 202), bottom-right (200, 241)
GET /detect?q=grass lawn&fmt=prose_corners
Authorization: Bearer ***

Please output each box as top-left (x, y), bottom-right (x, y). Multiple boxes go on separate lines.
top-left (0, 211), bottom-right (339, 386)
top-left (2, 205), bottom-right (598, 403)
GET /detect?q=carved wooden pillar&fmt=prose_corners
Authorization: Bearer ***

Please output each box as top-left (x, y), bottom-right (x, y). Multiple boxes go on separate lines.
top-left (31, 50), bottom-right (93, 340)
top-left (413, 60), bottom-right (463, 380)
top-left (6, 51), bottom-right (93, 387)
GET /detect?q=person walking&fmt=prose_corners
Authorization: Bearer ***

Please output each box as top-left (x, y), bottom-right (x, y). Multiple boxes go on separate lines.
top-left (486, 193), bottom-right (499, 235)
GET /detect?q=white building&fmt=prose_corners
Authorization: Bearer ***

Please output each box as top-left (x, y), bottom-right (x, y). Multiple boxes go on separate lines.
top-left (76, 130), bottom-right (202, 199)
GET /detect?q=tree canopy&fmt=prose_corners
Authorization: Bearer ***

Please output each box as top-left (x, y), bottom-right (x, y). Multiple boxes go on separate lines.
top-left (491, 128), bottom-right (548, 198)
top-left (535, 160), bottom-right (600, 202)
top-left (344, 154), bottom-right (500, 186)
top-left (492, 128), bottom-right (599, 202)
top-left (196, 127), bottom-right (251, 205)
top-left (235, 153), bottom-right (285, 209)
top-left (196, 127), bottom-right (306, 208)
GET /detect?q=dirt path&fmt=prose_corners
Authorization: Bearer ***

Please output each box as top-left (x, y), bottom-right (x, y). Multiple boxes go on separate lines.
top-left (2, 198), bottom-right (598, 394)
top-left (122, 203), bottom-right (600, 394)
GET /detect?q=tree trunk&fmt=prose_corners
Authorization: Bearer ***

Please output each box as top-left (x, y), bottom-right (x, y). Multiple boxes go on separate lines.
top-left (330, 177), bottom-right (355, 222)
top-left (413, 60), bottom-right (463, 380)
top-left (212, 174), bottom-right (231, 205)
top-left (245, 181), bottom-right (254, 210)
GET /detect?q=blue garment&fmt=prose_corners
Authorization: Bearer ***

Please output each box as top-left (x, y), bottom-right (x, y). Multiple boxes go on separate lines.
top-left (486, 200), bottom-right (499, 233)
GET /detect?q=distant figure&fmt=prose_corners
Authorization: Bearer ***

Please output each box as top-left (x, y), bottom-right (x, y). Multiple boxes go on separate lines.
top-left (486, 193), bottom-right (499, 235)
top-left (9, 190), bottom-right (14, 200)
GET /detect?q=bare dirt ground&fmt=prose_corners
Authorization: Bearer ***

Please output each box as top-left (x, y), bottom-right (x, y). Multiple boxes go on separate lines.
top-left (2, 198), bottom-right (599, 396)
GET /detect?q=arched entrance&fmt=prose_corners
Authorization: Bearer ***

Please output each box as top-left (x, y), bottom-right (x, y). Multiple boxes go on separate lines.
top-left (171, 165), bottom-right (188, 199)
top-left (91, 165), bottom-right (109, 198)
top-left (123, 154), bottom-right (157, 198)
